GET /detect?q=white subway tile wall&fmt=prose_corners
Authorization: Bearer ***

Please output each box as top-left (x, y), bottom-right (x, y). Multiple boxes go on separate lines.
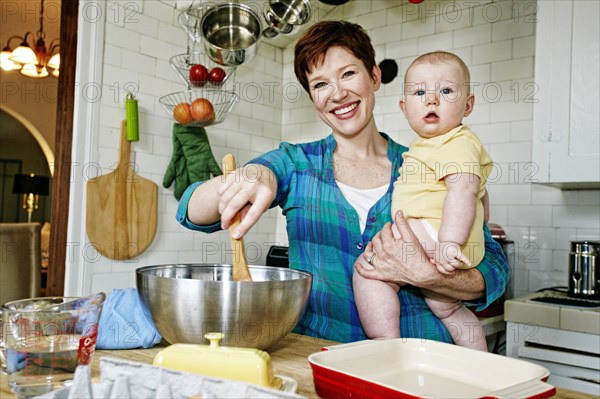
top-left (81, 0), bottom-right (284, 292)
top-left (79, 0), bottom-right (598, 297)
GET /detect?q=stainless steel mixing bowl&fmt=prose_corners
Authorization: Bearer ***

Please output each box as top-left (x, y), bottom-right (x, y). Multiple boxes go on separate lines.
top-left (136, 264), bottom-right (312, 350)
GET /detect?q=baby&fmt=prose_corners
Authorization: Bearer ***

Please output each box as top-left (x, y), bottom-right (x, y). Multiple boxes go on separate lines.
top-left (353, 51), bottom-right (492, 351)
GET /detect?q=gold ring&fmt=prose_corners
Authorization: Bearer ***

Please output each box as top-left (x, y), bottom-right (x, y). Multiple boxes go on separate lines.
top-left (367, 253), bottom-right (377, 266)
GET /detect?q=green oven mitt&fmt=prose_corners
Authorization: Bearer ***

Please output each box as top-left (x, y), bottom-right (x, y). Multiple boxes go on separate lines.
top-left (163, 124), bottom-right (222, 200)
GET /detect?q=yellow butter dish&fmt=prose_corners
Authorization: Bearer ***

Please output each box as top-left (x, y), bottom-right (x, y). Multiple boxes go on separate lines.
top-left (152, 332), bottom-right (282, 390)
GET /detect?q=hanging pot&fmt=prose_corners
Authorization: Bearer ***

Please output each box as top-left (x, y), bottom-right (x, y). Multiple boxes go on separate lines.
top-left (262, 0), bottom-right (311, 39)
top-left (201, 3), bottom-right (262, 66)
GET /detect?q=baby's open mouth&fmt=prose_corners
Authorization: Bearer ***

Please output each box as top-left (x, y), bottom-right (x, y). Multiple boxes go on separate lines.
top-left (424, 112), bottom-right (439, 122)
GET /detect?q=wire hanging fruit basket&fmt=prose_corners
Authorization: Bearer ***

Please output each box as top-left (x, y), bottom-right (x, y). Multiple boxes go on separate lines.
top-left (177, 7), bottom-right (204, 43)
top-left (165, 5), bottom-right (243, 127)
top-left (159, 89), bottom-right (237, 128)
top-left (170, 52), bottom-right (236, 89)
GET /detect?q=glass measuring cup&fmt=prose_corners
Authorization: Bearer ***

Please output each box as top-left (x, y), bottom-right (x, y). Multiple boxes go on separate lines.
top-left (0, 293), bottom-right (105, 398)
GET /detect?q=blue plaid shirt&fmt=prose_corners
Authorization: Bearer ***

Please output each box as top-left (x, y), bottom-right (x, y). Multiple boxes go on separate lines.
top-left (177, 133), bottom-right (509, 343)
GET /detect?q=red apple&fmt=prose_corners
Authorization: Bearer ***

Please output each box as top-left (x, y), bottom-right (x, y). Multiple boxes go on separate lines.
top-left (173, 102), bottom-right (193, 125)
top-left (190, 98), bottom-right (215, 122)
top-left (209, 67), bottom-right (227, 85)
top-left (189, 64), bottom-right (208, 87)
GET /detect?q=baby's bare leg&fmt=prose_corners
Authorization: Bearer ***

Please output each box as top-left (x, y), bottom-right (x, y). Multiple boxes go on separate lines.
top-left (423, 290), bottom-right (487, 351)
top-left (406, 218), bottom-right (486, 351)
top-left (353, 271), bottom-right (401, 339)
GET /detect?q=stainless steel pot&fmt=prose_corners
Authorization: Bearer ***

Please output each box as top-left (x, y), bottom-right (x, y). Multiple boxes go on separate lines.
top-left (136, 264), bottom-right (312, 350)
top-left (200, 3), bottom-right (262, 66)
top-left (262, 10), bottom-right (294, 38)
top-left (262, 0), bottom-right (311, 38)
top-left (568, 241), bottom-right (600, 299)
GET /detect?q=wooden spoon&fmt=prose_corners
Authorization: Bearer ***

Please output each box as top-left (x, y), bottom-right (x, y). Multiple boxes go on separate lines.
top-left (222, 154), bottom-right (252, 282)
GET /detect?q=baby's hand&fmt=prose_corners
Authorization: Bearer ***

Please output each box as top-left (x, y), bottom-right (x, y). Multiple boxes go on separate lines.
top-left (433, 242), bottom-right (472, 274)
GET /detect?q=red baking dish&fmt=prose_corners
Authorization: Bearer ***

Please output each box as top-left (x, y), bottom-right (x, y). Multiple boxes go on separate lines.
top-left (308, 339), bottom-right (556, 399)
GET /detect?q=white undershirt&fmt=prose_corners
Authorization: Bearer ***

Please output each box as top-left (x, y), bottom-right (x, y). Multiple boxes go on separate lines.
top-left (336, 181), bottom-right (388, 234)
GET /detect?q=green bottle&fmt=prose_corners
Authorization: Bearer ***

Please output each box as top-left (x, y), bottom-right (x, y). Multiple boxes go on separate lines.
top-left (125, 92), bottom-right (139, 141)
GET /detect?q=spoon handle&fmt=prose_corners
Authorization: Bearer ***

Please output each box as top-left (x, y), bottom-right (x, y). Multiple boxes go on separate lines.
top-left (222, 154), bottom-right (252, 282)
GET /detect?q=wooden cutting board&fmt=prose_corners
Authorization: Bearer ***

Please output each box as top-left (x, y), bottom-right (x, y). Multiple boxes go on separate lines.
top-left (86, 120), bottom-right (158, 260)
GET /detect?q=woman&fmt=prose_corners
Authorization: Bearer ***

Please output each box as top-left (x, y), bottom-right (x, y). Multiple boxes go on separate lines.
top-left (177, 21), bottom-right (509, 343)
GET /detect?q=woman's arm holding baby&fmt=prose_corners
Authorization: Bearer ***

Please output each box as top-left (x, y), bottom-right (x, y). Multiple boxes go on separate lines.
top-left (355, 211), bottom-right (485, 300)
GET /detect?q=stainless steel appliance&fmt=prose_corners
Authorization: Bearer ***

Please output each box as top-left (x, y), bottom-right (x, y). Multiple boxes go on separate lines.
top-left (568, 241), bottom-right (600, 299)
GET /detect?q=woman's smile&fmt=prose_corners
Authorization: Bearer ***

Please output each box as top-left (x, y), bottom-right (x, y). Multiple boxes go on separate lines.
top-left (332, 101), bottom-right (360, 118)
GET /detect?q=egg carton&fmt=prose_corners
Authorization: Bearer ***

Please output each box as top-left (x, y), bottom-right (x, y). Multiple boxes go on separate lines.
top-left (34, 357), bottom-right (305, 399)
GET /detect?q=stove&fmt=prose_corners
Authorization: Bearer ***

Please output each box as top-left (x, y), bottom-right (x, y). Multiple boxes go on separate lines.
top-left (504, 291), bottom-right (599, 334)
top-left (504, 292), bottom-right (600, 395)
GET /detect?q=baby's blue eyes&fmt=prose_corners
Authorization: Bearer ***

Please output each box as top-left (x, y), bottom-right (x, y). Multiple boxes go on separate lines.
top-left (313, 82), bottom-right (327, 90)
top-left (414, 88), bottom-right (454, 96)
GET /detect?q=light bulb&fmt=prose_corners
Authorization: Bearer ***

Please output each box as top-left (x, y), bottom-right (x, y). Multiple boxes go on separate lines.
top-left (1, 49), bottom-right (22, 70)
top-left (9, 45), bottom-right (38, 65)
top-left (47, 53), bottom-right (60, 69)
top-left (20, 64), bottom-right (48, 78)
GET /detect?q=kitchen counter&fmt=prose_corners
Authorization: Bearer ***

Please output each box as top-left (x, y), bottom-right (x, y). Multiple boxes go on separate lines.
top-left (0, 333), bottom-right (596, 398)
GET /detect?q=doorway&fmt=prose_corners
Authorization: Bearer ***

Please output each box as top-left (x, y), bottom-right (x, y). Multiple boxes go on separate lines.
top-left (0, 110), bottom-right (53, 224)
top-left (46, 0), bottom-right (79, 295)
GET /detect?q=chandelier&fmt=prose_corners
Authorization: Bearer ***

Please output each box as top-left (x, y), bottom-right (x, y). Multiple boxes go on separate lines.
top-left (0, 0), bottom-right (60, 78)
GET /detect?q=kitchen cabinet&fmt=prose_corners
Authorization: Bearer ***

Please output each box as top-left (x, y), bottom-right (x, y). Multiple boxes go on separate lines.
top-left (532, 0), bottom-right (600, 189)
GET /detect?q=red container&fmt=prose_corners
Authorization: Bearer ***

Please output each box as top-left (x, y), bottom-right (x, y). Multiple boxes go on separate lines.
top-left (308, 339), bottom-right (556, 399)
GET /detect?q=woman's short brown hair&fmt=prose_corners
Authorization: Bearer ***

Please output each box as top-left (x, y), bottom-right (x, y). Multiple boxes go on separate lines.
top-left (294, 21), bottom-right (376, 94)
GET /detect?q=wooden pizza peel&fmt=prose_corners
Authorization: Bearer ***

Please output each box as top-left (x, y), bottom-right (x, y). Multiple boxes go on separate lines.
top-left (86, 120), bottom-right (158, 260)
